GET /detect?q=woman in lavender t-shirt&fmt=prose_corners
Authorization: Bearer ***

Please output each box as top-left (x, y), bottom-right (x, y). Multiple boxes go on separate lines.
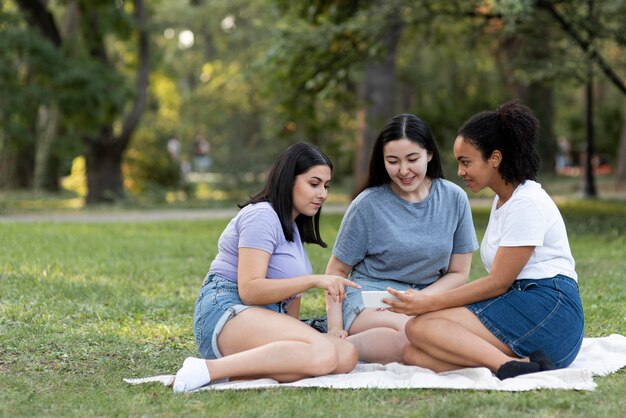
top-left (172, 143), bottom-right (360, 392)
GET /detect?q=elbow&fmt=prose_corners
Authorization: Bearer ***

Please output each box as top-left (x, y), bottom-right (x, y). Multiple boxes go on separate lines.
top-left (238, 285), bottom-right (259, 306)
top-left (491, 277), bottom-right (514, 296)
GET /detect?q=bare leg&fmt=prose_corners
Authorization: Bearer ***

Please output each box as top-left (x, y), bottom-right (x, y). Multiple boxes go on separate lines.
top-left (346, 309), bottom-right (411, 364)
top-left (402, 344), bottom-right (466, 372)
top-left (240, 334), bottom-right (358, 381)
top-left (198, 308), bottom-right (356, 381)
top-left (173, 308), bottom-right (359, 392)
top-left (403, 307), bottom-right (523, 372)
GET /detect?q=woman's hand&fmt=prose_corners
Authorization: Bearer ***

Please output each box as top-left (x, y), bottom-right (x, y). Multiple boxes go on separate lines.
top-left (328, 328), bottom-right (349, 339)
top-left (316, 275), bottom-right (360, 303)
top-left (384, 288), bottom-right (433, 316)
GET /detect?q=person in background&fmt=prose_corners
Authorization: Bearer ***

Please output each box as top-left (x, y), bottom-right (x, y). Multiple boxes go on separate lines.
top-left (325, 114), bottom-right (478, 364)
top-left (173, 142), bottom-right (359, 392)
top-left (386, 100), bottom-right (584, 379)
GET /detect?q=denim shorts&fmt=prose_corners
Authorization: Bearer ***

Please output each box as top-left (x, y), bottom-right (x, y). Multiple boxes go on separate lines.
top-left (466, 275), bottom-right (584, 368)
top-left (194, 273), bottom-right (292, 359)
top-left (342, 271), bottom-right (428, 332)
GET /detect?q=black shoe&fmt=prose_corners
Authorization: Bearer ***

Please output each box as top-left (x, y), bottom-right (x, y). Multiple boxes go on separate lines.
top-left (529, 350), bottom-right (556, 371)
top-left (496, 361), bottom-right (542, 380)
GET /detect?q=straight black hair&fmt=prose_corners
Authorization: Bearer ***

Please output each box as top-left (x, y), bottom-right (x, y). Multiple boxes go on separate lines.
top-left (358, 114), bottom-right (444, 194)
top-left (241, 142), bottom-right (333, 247)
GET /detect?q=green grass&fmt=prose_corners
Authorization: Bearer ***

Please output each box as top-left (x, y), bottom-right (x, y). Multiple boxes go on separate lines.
top-left (1, 201), bottom-right (625, 417)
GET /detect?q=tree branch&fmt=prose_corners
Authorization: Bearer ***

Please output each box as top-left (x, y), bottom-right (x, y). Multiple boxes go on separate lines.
top-left (536, 0), bottom-right (626, 95)
top-left (15, 0), bottom-right (62, 46)
top-left (118, 0), bottom-right (150, 147)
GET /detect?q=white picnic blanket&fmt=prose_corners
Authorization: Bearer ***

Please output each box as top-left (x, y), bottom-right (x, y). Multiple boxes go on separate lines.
top-left (124, 334), bottom-right (626, 392)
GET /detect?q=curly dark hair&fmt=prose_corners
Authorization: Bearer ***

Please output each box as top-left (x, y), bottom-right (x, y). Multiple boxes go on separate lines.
top-left (457, 100), bottom-right (541, 184)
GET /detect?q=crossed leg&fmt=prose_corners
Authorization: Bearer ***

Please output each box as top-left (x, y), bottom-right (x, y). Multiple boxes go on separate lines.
top-left (346, 309), bottom-right (411, 364)
top-left (174, 307), bottom-right (358, 391)
top-left (402, 307), bottom-right (523, 373)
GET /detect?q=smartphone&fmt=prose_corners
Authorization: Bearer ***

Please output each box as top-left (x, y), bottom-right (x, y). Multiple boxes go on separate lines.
top-left (361, 290), bottom-right (400, 309)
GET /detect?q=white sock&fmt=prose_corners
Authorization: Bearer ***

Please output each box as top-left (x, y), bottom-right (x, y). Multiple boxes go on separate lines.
top-left (172, 357), bottom-right (211, 393)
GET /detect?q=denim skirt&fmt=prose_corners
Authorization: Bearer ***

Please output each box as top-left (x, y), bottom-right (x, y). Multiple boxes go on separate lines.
top-left (193, 273), bottom-right (291, 359)
top-left (466, 275), bottom-right (584, 368)
top-left (342, 271), bottom-right (428, 332)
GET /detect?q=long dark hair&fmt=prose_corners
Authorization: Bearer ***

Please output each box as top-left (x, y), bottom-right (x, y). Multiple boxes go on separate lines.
top-left (457, 99), bottom-right (540, 184)
top-left (358, 114), bottom-right (444, 195)
top-left (241, 142), bottom-right (333, 247)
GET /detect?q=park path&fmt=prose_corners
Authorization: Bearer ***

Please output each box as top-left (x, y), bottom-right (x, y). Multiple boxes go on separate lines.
top-left (0, 200), bottom-right (494, 223)
top-left (0, 204), bottom-right (349, 223)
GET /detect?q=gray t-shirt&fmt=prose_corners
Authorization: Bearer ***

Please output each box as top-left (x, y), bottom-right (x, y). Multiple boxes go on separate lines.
top-left (333, 179), bottom-right (478, 285)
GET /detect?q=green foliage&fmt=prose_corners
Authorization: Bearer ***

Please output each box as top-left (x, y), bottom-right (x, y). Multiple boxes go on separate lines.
top-left (0, 10), bottom-right (58, 150)
top-left (123, 129), bottom-right (181, 196)
top-left (2, 0), bottom-right (625, 199)
top-left (0, 5), bottom-right (129, 141)
top-left (61, 156), bottom-right (88, 197)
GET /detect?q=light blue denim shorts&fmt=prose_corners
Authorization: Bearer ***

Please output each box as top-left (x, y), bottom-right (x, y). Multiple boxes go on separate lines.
top-left (466, 275), bottom-right (584, 368)
top-left (342, 271), bottom-right (429, 332)
top-left (193, 273), bottom-right (291, 359)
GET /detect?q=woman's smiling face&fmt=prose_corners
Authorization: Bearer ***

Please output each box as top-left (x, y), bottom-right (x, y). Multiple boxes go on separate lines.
top-left (383, 138), bottom-right (432, 201)
top-left (453, 135), bottom-right (498, 193)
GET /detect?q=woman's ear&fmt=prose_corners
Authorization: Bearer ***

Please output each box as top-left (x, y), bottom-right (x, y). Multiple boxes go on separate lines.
top-left (489, 150), bottom-right (502, 168)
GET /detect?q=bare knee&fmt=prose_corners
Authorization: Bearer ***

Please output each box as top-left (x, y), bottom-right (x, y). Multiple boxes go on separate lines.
top-left (404, 315), bottom-right (429, 344)
top-left (401, 343), bottom-right (418, 365)
top-left (333, 340), bottom-right (358, 374)
top-left (306, 339), bottom-right (339, 376)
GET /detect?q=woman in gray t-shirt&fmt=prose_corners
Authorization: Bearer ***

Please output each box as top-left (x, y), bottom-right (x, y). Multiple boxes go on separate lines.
top-left (326, 114), bottom-right (478, 365)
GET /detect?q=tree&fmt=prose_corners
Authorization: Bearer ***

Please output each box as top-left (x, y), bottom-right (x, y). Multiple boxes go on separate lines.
top-left (533, 0), bottom-right (626, 194)
top-left (0, 1), bottom-right (64, 190)
top-left (14, 0), bottom-right (150, 204)
top-left (616, 98), bottom-right (626, 189)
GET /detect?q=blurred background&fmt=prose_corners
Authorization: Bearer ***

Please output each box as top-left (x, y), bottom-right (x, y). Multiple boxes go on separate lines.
top-left (1, 0), bottom-right (625, 211)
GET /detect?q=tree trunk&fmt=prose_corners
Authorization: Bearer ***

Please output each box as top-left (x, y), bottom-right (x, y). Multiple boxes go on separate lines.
top-left (517, 83), bottom-right (556, 172)
top-left (0, 150), bottom-right (17, 189)
top-left (615, 97), bottom-right (626, 190)
top-left (496, 9), bottom-right (556, 172)
top-left (81, 0), bottom-right (149, 204)
top-left (353, 18), bottom-right (402, 195)
top-left (33, 104), bottom-right (60, 191)
top-left (85, 141), bottom-right (125, 204)
top-left (582, 0), bottom-right (597, 198)
top-left (582, 63), bottom-right (597, 198)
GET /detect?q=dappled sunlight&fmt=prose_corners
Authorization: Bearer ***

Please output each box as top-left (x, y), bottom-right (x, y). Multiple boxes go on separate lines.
top-left (165, 190), bottom-right (188, 203)
top-left (177, 29), bottom-right (194, 49)
top-left (4, 196), bottom-right (84, 211)
top-left (101, 318), bottom-right (192, 348)
top-left (194, 183), bottom-right (230, 200)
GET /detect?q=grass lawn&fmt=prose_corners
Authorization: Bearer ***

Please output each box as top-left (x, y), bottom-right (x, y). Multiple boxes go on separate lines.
top-left (1, 200), bottom-right (625, 417)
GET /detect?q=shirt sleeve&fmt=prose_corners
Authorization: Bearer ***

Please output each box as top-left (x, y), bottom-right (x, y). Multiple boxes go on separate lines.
top-left (452, 190), bottom-right (479, 254)
top-left (332, 203), bottom-right (369, 266)
top-left (500, 196), bottom-right (546, 247)
top-left (238, 206), bottom-right (280, 254)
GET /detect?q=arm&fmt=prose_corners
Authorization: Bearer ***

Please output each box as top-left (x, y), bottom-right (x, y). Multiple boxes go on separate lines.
top-left (386, 246), bottom-right (534, 316)
top-left (325, 255), bottom-right (353, 337)
top-left (237, 248), bottom-right (358, 306)
top-left (420, 252), bottom-right (472, 295)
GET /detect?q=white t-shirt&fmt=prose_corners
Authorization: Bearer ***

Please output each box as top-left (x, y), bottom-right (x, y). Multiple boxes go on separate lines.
top-left (480, 180), bottom-right (577, 281)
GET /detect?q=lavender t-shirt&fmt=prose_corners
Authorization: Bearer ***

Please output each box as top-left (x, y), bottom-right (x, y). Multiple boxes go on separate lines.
top-left (209, 202), bottom-right (313, 282)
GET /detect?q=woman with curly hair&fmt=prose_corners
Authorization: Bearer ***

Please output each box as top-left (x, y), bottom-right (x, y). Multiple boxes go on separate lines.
top-left (385, 100), bottom-right (584, 379)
